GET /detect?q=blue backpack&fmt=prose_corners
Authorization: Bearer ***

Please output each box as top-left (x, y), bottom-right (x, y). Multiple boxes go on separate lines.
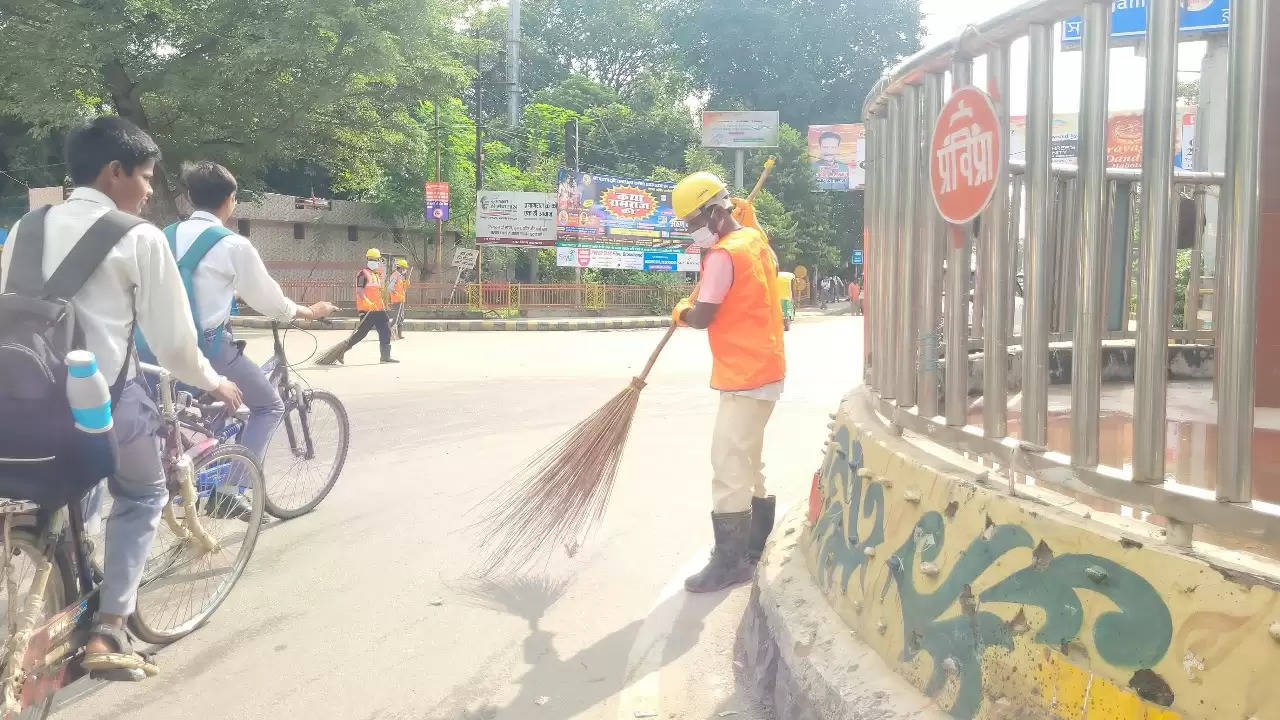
top-left (136, 222), bottom-right (234, 364)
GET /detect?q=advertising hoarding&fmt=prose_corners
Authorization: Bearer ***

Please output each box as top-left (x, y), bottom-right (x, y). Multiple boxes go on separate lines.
top-left (555, 170), bottom-right (688, 246)
top-left (475, 190), bottom-right (557, 247)
top-left (807, 124), bottom-right (866, 191)
top-left (424, 181), bottom-right (450, 221)
top-left (701, 111), bottom-right (781, 148)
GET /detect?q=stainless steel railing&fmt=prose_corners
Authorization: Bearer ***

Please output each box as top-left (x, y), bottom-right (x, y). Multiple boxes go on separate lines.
top-left (863, 0), bottom-right (1274, 548)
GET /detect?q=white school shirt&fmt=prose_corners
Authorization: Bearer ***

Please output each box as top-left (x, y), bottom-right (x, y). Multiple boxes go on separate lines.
top-left (0, 187), bottom-right (222, 390)
top-left (172, 211), bottom-right (296, 330)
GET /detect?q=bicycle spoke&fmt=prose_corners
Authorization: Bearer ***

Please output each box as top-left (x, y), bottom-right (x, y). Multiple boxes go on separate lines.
top-left (132, 447), bottom-right (263, 642)
top-left (263, 392), bottom-right (347, 518)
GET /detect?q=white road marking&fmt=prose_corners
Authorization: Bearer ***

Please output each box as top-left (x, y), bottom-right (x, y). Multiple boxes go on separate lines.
top-left (614, 555), bottom-right (707, 719)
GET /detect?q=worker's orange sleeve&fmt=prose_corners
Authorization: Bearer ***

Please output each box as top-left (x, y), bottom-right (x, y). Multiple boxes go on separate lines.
top-left (730, 197), bottom-right (766, 239)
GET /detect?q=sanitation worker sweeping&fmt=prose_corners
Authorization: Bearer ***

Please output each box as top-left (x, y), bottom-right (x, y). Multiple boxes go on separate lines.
top-left (471, 160), bottom-right (780, 585)
top-left (316, 248), bottom-right (398, 365)
top-left (669, 170), bottom-right (786, 593)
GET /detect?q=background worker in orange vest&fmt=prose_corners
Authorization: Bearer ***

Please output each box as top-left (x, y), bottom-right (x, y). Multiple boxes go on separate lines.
top-left (670, 172), bottom-right (786, 593)
top-left (389, 257), bottom-right (410, 340)
top-left (324, 248), bottom-right (397, 364)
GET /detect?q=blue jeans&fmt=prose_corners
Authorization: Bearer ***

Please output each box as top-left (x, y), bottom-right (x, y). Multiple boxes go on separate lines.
top-left (207, 331), bottom-right (284, 462)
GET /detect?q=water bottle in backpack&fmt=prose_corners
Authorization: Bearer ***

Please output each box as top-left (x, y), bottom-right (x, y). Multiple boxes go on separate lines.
top-left (66, 351), bottom-right (114, 433)
top-left (64, 351), bottom-right (118, 484)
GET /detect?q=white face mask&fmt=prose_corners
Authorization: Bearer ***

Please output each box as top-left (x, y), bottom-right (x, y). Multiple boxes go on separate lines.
top-left (367, 260), bottom-right (380, 270)
top-left (690, 227), bottom-right (717, 249)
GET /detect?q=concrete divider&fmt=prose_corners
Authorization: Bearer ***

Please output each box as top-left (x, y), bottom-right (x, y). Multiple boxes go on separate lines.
top-left (231, 316), bottom-right (672, 332)
top-left (233, 310), bottom-right (850, 333)
top-left (752, 385), bottom-right (1280, 720)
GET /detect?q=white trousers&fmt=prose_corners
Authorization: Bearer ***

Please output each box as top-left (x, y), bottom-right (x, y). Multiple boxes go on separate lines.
top-left (710, 393), bottom-right (777, 513)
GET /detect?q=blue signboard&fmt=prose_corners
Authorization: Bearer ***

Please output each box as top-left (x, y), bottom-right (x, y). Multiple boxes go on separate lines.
top-left (423, 182), bottom-right (450, 221)
top-left (851, 249), bottom-right (864, 266)
top-left (1062, 0), bottom-right (1230, 48)
top-left (643, 251), bottom-right (679, 271)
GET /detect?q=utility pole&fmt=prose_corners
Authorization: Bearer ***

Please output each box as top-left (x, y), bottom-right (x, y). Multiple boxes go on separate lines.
top-left (507, 0), bottom-right (521, 126)
top-left (433, 102), bottom-right (443, 277)
top-left (508, 0), bottom-right (537, 282)
top-left (565, 118), bottom-right (581, 287)
top-left (473, 29), bottom-right (485, 286)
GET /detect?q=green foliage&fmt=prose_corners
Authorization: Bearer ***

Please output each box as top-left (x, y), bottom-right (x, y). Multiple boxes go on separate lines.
top-left (0, 0), bottom-right (921, 283)
top-left (1173, 248), bottom-right (1192, 330)
top-left (523, 0), bottom-right (680, 93)
top-left (0, 0), bottom-right (471, 218)
top-left (672, 0), bottom-right (923, 128)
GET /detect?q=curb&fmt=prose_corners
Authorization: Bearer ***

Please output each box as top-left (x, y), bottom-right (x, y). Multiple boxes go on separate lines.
top-left (230, 316), bottom-right (671, 332)
top-left (739, 505), bottom-right (948, 720)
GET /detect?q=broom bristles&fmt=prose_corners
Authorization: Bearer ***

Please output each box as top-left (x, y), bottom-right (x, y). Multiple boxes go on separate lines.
top-left (471, 380), bottom-right (645, 575)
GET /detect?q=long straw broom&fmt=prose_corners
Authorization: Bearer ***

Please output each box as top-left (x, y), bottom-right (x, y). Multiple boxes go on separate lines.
top-left (472, 158), bottom-right (777, 574)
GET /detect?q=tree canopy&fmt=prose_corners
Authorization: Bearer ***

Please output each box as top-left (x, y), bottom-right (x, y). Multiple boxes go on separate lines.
top-left (0, 0), bottom-right (922, 279)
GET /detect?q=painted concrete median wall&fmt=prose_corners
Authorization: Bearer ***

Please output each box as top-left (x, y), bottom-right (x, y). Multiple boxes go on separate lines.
top-left (803, 390), bottom-right (1280, 720)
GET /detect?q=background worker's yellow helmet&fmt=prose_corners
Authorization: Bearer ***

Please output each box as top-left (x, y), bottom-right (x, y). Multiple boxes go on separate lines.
top-left (672, 172), bottom-right (729, 220)
top-left (366, 248), bottom-right (382, 261)
top-left (395, 258), bottom-right (408, 268)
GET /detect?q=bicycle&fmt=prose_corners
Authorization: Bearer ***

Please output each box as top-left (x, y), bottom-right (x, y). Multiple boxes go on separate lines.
top-left (0, 363), bottom-right (265, 719)
top-left (187, 321), bottom-right (349, 519)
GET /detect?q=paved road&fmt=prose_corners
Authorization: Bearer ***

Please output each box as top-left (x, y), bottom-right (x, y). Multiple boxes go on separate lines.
top-left (62, 314), bottom-right (862, 720)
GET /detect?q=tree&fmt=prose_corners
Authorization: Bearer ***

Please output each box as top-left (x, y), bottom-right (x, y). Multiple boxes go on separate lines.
top-left (672, 0), bottom-right (922, 128)
top-left (0, 118), bottom-right (67, 225)
top-left (0, 0), bottom-right (471, 221)
top-left (523, 0), bottom-right (682, 94)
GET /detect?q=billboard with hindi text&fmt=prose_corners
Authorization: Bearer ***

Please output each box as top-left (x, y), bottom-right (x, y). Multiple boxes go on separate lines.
top-left (555, 170), bottom-right (689, 247)
top-left (475, 190), bottom-right (557, 247)
top-left (701, 111), bottom-right (780, 148)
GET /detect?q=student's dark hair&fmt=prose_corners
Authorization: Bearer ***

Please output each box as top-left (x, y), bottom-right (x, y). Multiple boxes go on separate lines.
top-left (182, 161), bottom-right (238, 210)
top-left (64, 116), bottom-right (161, 185)
top-left (819, 131), bottom-right (841, 144)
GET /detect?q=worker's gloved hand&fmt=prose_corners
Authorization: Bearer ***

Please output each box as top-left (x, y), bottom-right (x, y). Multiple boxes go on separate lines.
top-left (730, 197), bottom-right (764, 237)
top-left (671, 297), bottom-right (693, 327)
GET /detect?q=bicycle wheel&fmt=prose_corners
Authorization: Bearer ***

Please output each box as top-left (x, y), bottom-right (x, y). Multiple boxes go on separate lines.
top-left (0, 528), bottom-right (72, 720)
top-left (129, 445), bottom-right (265, 644)
top-left (262, 390), bottom-right (349, 519)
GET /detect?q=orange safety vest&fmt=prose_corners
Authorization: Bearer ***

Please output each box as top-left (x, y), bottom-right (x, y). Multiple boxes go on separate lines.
top-left (706, 227), bottom-right (786, 392)
top-left (356, 267), bottom-right (385, 312)
top-left (389, 270), bottom-right (408, 303)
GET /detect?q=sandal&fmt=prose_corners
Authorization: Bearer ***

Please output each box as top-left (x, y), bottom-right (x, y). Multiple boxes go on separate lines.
top-left (81, 623), bottom-right (159, 679)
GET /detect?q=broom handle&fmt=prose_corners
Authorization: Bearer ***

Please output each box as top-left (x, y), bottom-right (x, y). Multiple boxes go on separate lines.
top-left (638, 325), bottom-right (677, 382)
top-left (638, 158), bottom-right (776, 384)
top-left (746, 156), bottom-right (776, 202)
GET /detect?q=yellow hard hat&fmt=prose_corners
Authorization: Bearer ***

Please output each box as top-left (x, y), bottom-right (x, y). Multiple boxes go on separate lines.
top-left (395, 258), bottom-right (408, 268)
top-left (672, 172), bottom-right (729, 220)
top-left (366, 248), bottom-right (381, 260)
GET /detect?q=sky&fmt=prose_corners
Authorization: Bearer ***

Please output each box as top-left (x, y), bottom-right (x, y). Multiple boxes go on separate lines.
top-left (916, 0), bottom-right (1209, 115)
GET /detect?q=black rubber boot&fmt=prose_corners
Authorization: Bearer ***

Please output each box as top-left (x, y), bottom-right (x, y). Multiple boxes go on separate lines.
top-left (684, 511), bottom-right (753, 593)
top-left (379, 345), bottom-right (399, 364)
top-left (747, 495), bottom-right (776, 564)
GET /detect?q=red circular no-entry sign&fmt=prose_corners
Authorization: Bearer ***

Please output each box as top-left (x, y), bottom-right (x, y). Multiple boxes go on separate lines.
top-left (929, 86), bottom-right (1001, 226)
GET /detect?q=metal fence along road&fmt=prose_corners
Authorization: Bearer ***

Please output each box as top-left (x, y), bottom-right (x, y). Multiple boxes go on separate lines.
top-left (862, 0), bottom-right (1274, 549)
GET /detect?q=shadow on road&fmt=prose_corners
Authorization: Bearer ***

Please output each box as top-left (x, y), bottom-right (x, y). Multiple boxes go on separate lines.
top-left (426, 574), bottom-right (731, 719)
